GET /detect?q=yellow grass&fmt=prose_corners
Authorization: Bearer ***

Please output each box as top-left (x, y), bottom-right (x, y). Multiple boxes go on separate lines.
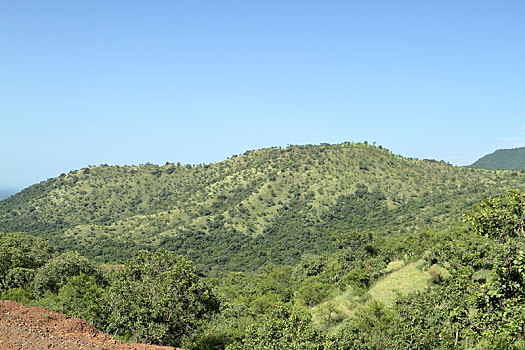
top-left (311, 259), bottom-right (432, 331)
top-left (368, 260), bottom-right (431, 306)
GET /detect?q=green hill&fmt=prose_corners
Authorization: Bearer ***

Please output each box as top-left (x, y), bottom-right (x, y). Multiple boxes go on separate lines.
top-left (1, 142), bottom-right (524, 274)
top-left (470, 146), bottom-right (525, 170)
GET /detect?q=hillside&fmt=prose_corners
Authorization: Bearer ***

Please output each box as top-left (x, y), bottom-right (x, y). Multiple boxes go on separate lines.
top-left (470, 146), bottom-right (525, 170)
top-left (1, 142), bottom-right (525, 274)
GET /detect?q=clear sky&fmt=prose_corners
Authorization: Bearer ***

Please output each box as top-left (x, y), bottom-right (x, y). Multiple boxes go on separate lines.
top-left (1, 1), bottom-right (525, 191)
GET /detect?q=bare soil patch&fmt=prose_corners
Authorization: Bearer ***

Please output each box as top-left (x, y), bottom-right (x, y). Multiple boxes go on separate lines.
top-left (0, 300), bottom-right (180, 350)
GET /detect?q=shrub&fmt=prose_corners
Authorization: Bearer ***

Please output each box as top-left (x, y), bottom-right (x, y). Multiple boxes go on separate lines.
top-left (105, 249), bottom-right (220, 346)
top-left (33, 251), bottom-right (105, 296)
top-left (0, 232), bottom-right (54, 290)
top-left (57, 273), bottom-right (107, 327)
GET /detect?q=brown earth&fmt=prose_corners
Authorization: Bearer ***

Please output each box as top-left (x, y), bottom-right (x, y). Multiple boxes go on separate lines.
top-left (0, 300), bottom-right (180, 350)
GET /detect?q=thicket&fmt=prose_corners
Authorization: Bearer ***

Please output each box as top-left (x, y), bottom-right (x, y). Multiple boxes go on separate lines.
top-left (0, 242), bottom-right (219, 347)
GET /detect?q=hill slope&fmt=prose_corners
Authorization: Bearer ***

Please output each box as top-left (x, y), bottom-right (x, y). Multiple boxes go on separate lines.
top-left (1, 143), bottom-right (524, 274)
top-left (470, 146), bottom-right (525, 170)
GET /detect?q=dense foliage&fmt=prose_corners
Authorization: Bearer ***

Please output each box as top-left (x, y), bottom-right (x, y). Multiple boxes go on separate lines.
top-left (463, 189), bottom-right (525, 241)
top-left (0, 232), bottom-right (54, 290)
top-left (32, 251), bottom-right (105, 296)
top-left (0, 241), bottom-right (219, 347)
top-left (471, 146), bottom-right (525, 170)
top-left (105, 250), bottom-right (220, 345)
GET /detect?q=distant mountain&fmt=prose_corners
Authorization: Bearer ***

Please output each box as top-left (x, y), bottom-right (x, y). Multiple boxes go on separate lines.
top-left (470, 146), bottom-right (525, 170)
top-left (1, 142), bottom-right (525, 275)
top-left (0, 189), bottom-right (18, 200)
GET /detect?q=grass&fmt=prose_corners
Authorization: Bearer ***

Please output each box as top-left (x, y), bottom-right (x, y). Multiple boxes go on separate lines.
top-left (382, 259), bottom-right (405, 273)
top-left (311, 285), bottom-right (367, 331)
top-left (368, 260), bottom-right (431, 306)
top-left (311, 259), bottom-right (432, 332)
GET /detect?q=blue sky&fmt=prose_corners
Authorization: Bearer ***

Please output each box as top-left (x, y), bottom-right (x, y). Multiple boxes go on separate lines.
top-left (1, 1), bottom-right (525, 191)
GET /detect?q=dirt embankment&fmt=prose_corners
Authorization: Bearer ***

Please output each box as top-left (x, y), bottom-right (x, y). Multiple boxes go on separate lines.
top-left (0, 300), bottom-right (180, 350)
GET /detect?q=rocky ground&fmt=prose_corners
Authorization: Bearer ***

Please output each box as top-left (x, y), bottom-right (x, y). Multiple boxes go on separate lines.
top-left (0, 300), bottom-right (179, 350)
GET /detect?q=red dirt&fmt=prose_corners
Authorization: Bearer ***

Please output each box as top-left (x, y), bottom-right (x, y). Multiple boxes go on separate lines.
top-left (0, 300), bottom-right (180, 350)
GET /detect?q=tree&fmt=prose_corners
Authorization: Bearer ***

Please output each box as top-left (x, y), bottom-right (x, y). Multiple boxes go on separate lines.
top-left (326, 300), bottom-right (399, 349)
top-left (57, 273), bottom-right (107, 328)
top-left (105, 249), bottom-right (219, 346)
top-left (294, 276), bottom-right (329, 307)
top-left (226, 304), bottom-right (325, 350)
top-left (33, 251), bottom-right (104, 296)
top-left (458, 190), bottom-right (525, 346)
top-left (0, 232), bottom-right (54, 290)
top-left (465, 243), bottom-right (525, 346)
top-left (464, 189), bottom-right (525, 242)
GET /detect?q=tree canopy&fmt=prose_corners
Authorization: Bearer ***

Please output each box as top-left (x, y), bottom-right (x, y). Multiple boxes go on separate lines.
top-left (105, 249), bottom-right (220, 345)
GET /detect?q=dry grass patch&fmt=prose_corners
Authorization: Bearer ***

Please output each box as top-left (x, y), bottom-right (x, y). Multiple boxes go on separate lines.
top-left (368, 260), bottom-right (431, 306)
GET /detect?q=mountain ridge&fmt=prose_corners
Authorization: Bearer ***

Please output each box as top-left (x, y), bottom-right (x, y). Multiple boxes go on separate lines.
top-left (1, 142), bottom-right (524, 274)
top-left (470, 146), bottom-right (525, 170)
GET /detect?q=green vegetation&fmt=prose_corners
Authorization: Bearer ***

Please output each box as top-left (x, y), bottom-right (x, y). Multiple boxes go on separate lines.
top-left (471, 146), bottom-right (525, 170)
top-left (0, 241), bottom-right (220, 347)
top-left (3, 143), bottom-right (525, 348)
top-left (367, 260), bottom-right (431, 306)
top-left (1, 190), bottom-right (525, 348)
top-left (0, 232), bottom-right (55, 290)
top-left (105, 250), bottom-right (220, 345)
top-left (1, 143), bottom-right (524, 275)
top-left (32, 251), bottom-right (105, 296)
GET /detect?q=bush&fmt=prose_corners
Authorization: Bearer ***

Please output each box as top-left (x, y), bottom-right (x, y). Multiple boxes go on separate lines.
top-left (0, 287), bottom-right (34, 304)
top-left (226, 304), bottom-right (325, 350)
top-left (105, 249), bottom-right (220, 346)
top-left (188, 303), bottom-right (256, 350)
top-left (294, 276), bottom-right (329, 307)
top-left (33, 251), bottom-right (105, 296)
top-left (57, 273), bottom-right (107, 327)
top-left (6, 267), bottom-right (35, 289)
top-left (0, 232), bottom-right (54, 290)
